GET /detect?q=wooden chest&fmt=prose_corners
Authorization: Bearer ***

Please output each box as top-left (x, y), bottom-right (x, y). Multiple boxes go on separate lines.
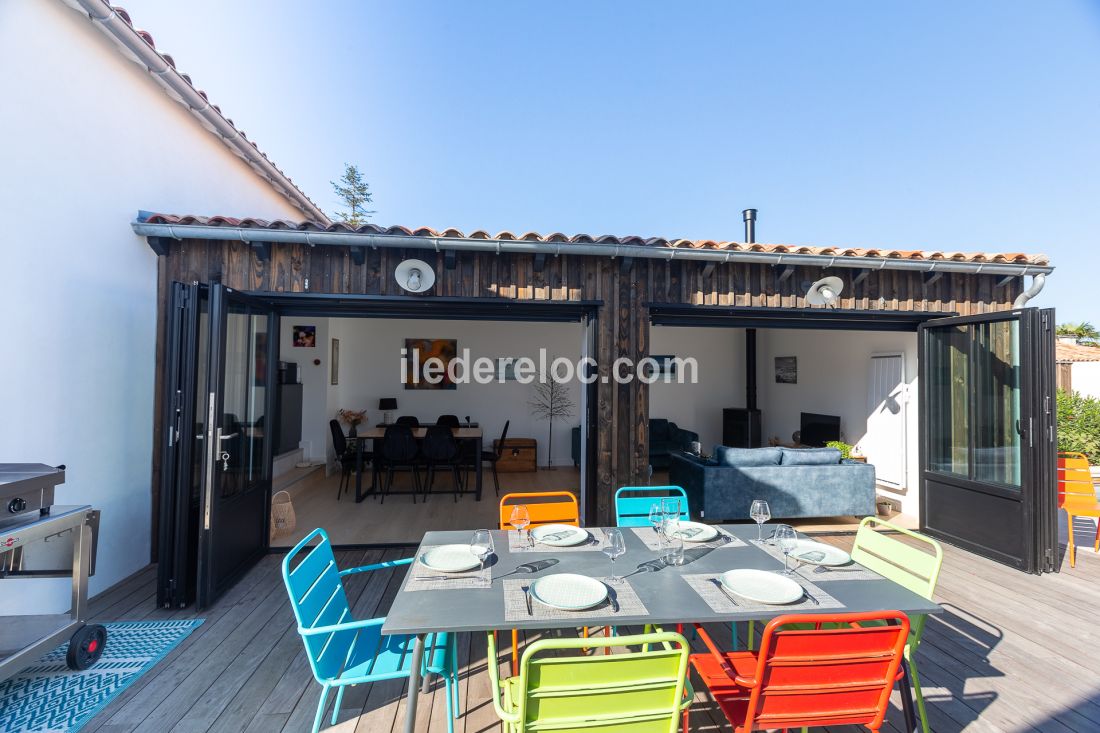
top-left (494, 438), bottom-right (538, 472)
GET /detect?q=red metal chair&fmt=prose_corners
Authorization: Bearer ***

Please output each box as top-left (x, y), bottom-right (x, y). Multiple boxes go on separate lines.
top-left (689, 611), bottom-right (910, 732)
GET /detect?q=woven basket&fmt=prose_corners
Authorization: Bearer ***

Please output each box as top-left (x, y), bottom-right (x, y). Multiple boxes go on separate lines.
top-left (270, 490), bottom-right (296, 541)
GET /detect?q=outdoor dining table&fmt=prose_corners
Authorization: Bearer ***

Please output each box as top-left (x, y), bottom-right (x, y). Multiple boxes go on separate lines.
top-left (382, 523), bottom-right (942, 733)
top-left (351, 426), bottom-right (483, 503)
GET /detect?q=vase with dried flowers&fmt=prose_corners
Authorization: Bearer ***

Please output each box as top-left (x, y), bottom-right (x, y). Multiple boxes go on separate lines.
top-left (337, 408), bottom-right (367, 438)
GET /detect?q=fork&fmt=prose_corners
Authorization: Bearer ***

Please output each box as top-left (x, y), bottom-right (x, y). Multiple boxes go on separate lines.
top-left (522, 585), bottom-right (533, 616)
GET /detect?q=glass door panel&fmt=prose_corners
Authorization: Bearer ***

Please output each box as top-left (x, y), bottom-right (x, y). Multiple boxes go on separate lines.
top-left (925, 325), bottom-right (969, 478)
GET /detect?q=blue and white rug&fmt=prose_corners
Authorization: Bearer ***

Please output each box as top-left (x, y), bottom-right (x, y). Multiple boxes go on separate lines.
top-left (0, 619), bottom-right (203, 733)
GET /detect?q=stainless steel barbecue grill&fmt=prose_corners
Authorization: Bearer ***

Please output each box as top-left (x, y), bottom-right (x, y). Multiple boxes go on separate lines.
top-left (0, 464), bottom-right (106, 678)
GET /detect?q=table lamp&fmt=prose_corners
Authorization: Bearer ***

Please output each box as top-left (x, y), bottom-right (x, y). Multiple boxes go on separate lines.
top-left (378, 398), bottom-right (397, 425)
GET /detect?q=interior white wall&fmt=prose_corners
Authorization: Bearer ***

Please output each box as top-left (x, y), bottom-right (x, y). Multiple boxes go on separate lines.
top-left (756, 329), bottom-right (920, 515)
top-left (0, 0), bottom-right (304, 614)
top-left (282, 318), bottom-right (584, 468)
top-left (279, 318), bottom-right (332, 464)
top-left (649, 327), bottom-right (746, 452)
top-left (1070, 362), bottom-right (1100, 400)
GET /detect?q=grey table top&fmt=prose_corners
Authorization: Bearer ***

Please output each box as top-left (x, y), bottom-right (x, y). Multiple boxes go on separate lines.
top-left (380, 524), bottom-right (942, 636)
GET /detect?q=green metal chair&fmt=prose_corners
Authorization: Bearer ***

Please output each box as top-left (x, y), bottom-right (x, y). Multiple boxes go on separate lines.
top-left (486, 629), bottom-right (693, 732)
top-left (281, 528), bottom-right (459, 733)
top-left (849, 516), bottom-right (943, 733)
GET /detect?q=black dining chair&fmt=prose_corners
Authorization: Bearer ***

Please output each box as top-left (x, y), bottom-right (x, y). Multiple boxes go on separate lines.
top-left (463, 420), bottom-right (509, 497)
top-left (436, 414), bottom-right (461, 428)
top-left (329, 419), bottom-right (367, 500)
top-left (377, 424), bottom-right (421, 503)
top-left (420, 425), bottom-right (463, 502)
top-left (395, 415), bottom-right (420, 428)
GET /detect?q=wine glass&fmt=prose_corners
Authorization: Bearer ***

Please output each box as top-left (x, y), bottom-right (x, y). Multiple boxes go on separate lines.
top-left (750, 499), bottom-right (771, 541)
top-left (470, 529), bottom-right (494, 571)
top-left (510, 504), bottom-right (531, 547)
top-left (774, 524), bottom-right (797, 575)
top-left (603, 528), bottom-right (626, 583)
top-left (661, 497), bottom-right (681, 525)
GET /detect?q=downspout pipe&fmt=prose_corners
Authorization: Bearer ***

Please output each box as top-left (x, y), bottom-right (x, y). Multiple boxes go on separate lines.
top-left (131, 221), bottom-right (1055, 278)
top-left (1013, 273), bottom-right (1047, 307)
top-left (69, 0), bottom-right (329, 223)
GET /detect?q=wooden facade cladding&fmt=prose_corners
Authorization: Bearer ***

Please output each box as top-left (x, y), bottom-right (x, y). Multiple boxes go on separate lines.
top-left (153, 238), bottom-right (1024, 529)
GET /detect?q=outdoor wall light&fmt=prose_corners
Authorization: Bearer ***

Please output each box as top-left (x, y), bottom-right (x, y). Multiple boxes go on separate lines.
top-left (395, 258), bottom-right (435, 293)
top-left (806, 276), bottom-right (844, 307)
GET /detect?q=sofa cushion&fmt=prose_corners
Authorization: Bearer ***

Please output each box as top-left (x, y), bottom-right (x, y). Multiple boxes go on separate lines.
top-left (650, 419), bottom-right (670, 442)
top-left (714, 446), bottom-right (783, 467)
top-left (780, 447), bottom-right (842, 466)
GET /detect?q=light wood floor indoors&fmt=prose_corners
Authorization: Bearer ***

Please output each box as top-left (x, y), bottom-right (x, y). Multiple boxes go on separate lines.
top-left (81, 531), bottom-right (1100, 733)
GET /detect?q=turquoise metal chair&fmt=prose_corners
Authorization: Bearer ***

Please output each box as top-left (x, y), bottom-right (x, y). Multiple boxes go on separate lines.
top-left (281, 528), bottom-right (459, 733)
top-left (614, 486), bottom-right (690, 527)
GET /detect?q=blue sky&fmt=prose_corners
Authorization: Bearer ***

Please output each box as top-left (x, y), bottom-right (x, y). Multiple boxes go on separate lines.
top-left (122, 1), bottom-right (1099, 320)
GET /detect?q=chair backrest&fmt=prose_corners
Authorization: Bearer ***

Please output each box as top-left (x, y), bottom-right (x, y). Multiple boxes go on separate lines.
top-left (382, 425), bottom-right (419, 462)
top-left (494, 420), bottom-right (511, 459)
top-left (281, 528), bottom-right (354, 684)
top-left (422, 424), bottom-right (457, 461)
top-left (614, 486), bottom-right (690, 527)
top-left (499, 631), bottom-right (690, 733)
top-left (436, 414), bottom-right (461, 428)
top-left (1058, 452), bottom-right (1096, 502)
top-left (850, 516), bottom-right (942, 643)
top-left (395, 415), bottom-right (420, 428)
top-left (499, 491), bottom-right (579, 529)
top-left (734, 612), bottom-right (909, 731)
top-left (329, 419), bottom-right (348, 455)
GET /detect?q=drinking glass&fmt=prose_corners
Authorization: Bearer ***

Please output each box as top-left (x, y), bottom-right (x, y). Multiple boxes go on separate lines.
top-left (774, 524), bottom-right (797, 574)
top-left (750, 499), bottom-right (771, 541)
top-left (661, 497), bottom-right (681, 525)
top-left (648, 503), bottom-right (665, 546)
top-left (664, 519), bottom-right (685, 566)
top-left (510, 504), bottom-right (531, 547)
top-left (603, 528), bottom-right (626, 583)
top-left (470, 529), bottom-right (494, 571)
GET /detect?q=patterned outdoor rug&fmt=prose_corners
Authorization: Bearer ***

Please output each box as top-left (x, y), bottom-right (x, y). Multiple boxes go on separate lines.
top-left (0, 619), bottom-right (203, 733)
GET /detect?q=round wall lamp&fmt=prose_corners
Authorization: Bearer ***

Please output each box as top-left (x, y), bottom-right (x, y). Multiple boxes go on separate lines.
top-left (395, 258), bottom-right (435, 293)
top-left (806, 276), bottom-right (844, 308)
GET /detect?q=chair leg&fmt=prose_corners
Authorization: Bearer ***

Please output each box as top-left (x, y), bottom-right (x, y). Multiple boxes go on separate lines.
top-left (512, 628), bottom-right (520, 676)
top-left (331, 684), bottom-right (346, 725)
top-left (1068, 511), bottom-right (1076, 568)
top-left (909, 650), bottom-right (931, 733)
top-left (682, 708), bottom-right (690, 732)
top-left (747, 620), bottom-right (756, 651)
top-left (452, 465), bottom-right (461, 502)
top-left (312, 684), bottom-right (330, 733)
top-left (491, 461), bottom-right (500, 496)
top-left (443, 670), bottom-right (455, 733)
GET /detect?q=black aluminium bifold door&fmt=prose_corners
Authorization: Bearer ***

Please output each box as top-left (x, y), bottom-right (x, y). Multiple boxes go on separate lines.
top-left (918, 307), bottom-right (1057, 574)
top-left (158, 283), bottom-right (278, 609)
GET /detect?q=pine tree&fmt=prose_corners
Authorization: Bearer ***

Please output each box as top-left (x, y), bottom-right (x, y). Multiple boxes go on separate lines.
top-left (331, 163), bottom-right (375, 227)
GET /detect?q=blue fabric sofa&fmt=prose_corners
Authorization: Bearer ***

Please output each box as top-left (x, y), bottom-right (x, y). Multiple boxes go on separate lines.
top-left (668, 446), bottom-right (876, 521)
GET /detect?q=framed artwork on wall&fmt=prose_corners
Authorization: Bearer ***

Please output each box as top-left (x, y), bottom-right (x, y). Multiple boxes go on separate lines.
top-left (775, 356), bottom-right (797, 384)
top-left (293, 325), bottom-right (316, 347)
top-left (404, 338), bottom-right (458, 390)
top-left (331, 338), bottom-right (340, 385)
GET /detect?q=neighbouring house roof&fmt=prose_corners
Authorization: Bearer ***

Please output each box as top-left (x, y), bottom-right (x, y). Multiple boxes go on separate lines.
top-left (1056, 341), bottom-right (1100, 363)
top-left (138, 213), bottom-right (1052, 271)
top-left (63, 0), bottom-right (328, 222)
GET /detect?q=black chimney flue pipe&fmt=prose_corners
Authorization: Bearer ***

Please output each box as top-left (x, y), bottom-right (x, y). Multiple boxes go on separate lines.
top-left (742, 208), bottom-right (757, 244)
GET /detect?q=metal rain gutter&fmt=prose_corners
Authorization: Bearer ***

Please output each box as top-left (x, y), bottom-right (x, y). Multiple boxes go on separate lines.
top-left (69, 0), bottom-right (329, 224)
top-left (131, 221), bottom-right (1055, 277)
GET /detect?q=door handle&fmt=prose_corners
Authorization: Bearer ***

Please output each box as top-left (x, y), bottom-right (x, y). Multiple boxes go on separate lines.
top-left (218, 432), bottom-right (239, 441)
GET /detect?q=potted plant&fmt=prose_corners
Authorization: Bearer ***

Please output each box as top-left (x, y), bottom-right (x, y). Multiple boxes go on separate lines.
top-left (337, 408), bottom-right (367, 438)
top-left (528, 380), bottom-right (575, 470)
top-left (825, 440), bottom-right (853, 459)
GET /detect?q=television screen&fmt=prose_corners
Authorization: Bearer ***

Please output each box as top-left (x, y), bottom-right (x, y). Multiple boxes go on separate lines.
top-left (800, 412), bottom-right (841, 447)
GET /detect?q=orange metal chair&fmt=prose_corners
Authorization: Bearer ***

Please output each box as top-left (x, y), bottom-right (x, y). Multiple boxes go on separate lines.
top-left (689, 611), bottom-right (910, 732)
top-left (497, 492), bottom-right (586, 675)
top-left (1058, 451), bottom-right (1100, 568)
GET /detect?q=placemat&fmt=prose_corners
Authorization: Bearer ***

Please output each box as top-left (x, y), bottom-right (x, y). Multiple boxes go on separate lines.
top-left (630, 526), bottom-right (746, 551)
top-left (503, 577), bottom-right (648, 621)
top-left (405, 547), bottom-right (492, 591)
top-left (749, 540), bottom-right (881, 581)
top-left (682, 572), bottom-right (844, 613)
top-left (508, 527), bottom-right (609, 553)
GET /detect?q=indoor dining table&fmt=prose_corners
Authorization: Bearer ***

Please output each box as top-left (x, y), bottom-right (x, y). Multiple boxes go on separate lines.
top-left (351, 425), bottom-right (483, 502)
top-left (382, 523), bottom-right (941, 733)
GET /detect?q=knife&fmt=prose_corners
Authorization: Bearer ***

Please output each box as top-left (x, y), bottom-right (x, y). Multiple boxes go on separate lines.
top-left (710, 577), bottom-right (739, 606)
top-left (801, 586), bottom-right (820, 606)
top-left (523, 585), bottom-right (533, 616)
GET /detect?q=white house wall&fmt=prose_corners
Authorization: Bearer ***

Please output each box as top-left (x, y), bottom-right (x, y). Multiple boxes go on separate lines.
top-left (0, 0), bottom-right (304, 614)
top-left (1069, 362), bottom-right (1100, 400)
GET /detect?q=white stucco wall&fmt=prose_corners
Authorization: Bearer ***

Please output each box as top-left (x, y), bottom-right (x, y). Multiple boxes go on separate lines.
top-left (0, 0), bottom-right (304, 614)
top-left (1070, 362), bottom-right (1100, 400)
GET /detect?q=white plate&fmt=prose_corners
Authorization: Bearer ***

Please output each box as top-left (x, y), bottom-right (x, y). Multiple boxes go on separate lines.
top-left (720, 568), bottom-right (804, 605)
top-left (788, 539), bottom-right (851, 567)
top-left (530, 524), bottom-right (589, 547)
top-left (667, 521), bottom-right (718, 543)
top-left (530, 574), bottom-right (608, 610)
top-left (418, 544), bottom-right (482, 573)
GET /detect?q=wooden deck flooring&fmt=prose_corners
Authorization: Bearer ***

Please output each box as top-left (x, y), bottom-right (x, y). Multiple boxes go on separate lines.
top-left (81, 534), bottom-right (1100, 733)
